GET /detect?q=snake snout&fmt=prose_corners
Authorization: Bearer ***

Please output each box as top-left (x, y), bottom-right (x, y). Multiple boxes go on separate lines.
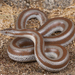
top-left (0, 30), bottom-right (6, 34)
top-left (0, 28), bottom-right (12, 35)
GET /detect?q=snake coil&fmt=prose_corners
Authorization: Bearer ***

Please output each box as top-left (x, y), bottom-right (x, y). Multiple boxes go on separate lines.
top-left (0, 9), bottom-right (75, 72)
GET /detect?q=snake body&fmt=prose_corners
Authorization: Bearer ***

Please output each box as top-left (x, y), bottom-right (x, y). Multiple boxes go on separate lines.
top-left (0, 29), bottom-right (69, 72)
top-left (16, 9), bottom-right (75, 46)
top-left (0, 9), bottom-right (75, 72)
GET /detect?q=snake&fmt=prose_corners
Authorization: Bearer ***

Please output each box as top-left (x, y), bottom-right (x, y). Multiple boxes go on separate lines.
top-left (0, 28), bottom-right (69, 72)
top-left (0, 9), bottom-right (75, 72)
top-left (16, 9), bottom-right (75, 46)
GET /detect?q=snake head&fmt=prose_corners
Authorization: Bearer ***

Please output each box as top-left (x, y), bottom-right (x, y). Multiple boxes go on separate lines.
top-left (0, 28), bottom-right (15, 36)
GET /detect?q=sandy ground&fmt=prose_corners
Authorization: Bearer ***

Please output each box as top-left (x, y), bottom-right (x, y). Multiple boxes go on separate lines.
top-left (0, 1), bottom-right (75, 75)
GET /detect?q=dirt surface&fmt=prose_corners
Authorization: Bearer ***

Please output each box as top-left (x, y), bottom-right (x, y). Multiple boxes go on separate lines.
top-left (43, 0), bottom-right (75, 9)
top-left (0, 1), bottom-right (75, 75)
top-left (3, 0), bottom-right (75, 9)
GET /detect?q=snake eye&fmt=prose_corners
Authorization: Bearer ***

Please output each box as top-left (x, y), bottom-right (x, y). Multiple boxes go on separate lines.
top-left (5, 32), bottom-right (7, 34)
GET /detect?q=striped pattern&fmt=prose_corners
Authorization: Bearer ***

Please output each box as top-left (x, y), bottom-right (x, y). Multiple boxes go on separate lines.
top-left (0, 29), bottom-right (69, 72)
top-left (0, 9), bottom-right (75, 72)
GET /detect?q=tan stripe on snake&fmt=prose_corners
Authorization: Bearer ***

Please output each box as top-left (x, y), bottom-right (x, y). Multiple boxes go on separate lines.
top-left (0, 9), bottom-right (75, 72)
